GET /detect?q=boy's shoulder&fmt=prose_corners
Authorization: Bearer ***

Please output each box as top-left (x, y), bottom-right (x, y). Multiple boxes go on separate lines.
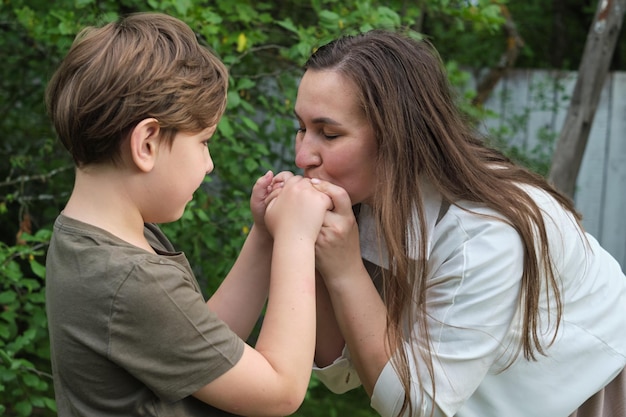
top-left (47, 214), bottom-right (188, 286)
top-left (144, 222), bottom-right (177, 253)
top-left (51, 214), bottom-right (174, 254)
top-left (46, 214), bottom-right (199, 303)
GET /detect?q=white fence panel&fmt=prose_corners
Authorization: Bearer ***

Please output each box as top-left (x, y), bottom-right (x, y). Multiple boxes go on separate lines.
top-left (481, 70), bottom-right (626, 270)
top-left (602, 72), bottom-right (626, 266)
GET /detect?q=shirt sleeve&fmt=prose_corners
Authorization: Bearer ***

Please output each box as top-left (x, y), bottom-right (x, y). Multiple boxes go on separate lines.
top-left (107, 258), bottom-right (245, 402)
top-left (371, 207), bottom-right (526, 416)
top-left (313, 344), bottom-right (363, 393)
top-left (372, 356), bottom-right (443, 417)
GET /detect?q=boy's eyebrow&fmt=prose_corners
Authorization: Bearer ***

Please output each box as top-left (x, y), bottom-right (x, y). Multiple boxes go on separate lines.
top-left (293, 110), bottom-right (342, 126)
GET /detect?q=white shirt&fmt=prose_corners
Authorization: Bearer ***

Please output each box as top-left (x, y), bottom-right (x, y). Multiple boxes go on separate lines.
top-left (314, 181), bottom-right (626, 417)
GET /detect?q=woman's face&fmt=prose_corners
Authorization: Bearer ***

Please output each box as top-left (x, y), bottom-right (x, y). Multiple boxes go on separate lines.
top-left (294, 69), bottom-right (378, 206)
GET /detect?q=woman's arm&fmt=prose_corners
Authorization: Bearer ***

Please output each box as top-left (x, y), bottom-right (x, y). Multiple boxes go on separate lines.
top-left (314, 271), bottom-right (345, 367)
top-left (320, 260), bottom-right (389, 396)
top-left (315, 210), bottom-right (525, 417)
top-left (311, 180), bottom-right (390, 396)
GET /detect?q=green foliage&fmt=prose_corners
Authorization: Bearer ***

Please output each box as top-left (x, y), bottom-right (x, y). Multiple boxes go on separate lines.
top-left (298, 375), bottom-right (378, 417)
top-left (0, 231), bottom-right (55, 416)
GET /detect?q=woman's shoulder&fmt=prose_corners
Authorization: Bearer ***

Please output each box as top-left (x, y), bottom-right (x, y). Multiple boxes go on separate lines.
top-left (428, 199), bottom-right (525, 277)
top-left (438, 199), bottom-right (520, 240)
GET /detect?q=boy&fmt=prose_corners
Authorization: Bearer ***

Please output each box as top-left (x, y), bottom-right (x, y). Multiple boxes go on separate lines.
top-left (45, 12), bottom-right (331, 416)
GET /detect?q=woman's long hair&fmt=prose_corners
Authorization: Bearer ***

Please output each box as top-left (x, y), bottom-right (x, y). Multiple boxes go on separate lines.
top-left (305, 30), bottom-right (580, 416)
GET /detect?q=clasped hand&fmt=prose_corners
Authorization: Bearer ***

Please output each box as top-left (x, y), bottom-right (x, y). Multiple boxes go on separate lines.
top-left (258, 171), bottom-right (364, 286)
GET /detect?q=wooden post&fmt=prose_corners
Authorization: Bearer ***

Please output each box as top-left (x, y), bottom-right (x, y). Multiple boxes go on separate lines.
top-left (548, 0), bottom-right (626, 198)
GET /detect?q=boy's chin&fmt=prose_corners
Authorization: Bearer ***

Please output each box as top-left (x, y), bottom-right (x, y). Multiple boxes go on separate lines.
top-left (145, 210), bottom-right (186, 225)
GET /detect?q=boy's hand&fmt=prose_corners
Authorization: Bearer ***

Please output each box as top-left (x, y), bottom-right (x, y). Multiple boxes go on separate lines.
top-left (250, 171), bottom-right (273, 230)
top-left (250, 171), bottom-right (295, 233)
top-left (264, 176), bottom-right (332, 242)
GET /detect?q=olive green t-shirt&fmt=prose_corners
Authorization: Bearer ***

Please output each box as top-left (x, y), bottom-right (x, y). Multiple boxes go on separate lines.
top-left (45, 214), bottom-right (245, 416)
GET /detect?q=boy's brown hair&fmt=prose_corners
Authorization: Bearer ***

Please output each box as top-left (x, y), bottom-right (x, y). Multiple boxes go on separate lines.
top-left (46, 12), bottom-right (228, 166)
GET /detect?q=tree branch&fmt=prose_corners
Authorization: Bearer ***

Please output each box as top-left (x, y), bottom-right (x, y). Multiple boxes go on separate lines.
top-left (472, 4), bottom-right (525, 106)
top-left (0, 165), bottom-right (73, 188)
top-left (548, 0), bottom-right (626, 198)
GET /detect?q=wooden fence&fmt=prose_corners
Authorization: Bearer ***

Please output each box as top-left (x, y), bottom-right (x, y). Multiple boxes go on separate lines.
top-left (480, 69), bottom-right (626, 271)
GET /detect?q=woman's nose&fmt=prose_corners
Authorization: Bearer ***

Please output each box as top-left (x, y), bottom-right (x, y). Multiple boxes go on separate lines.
top-left (295, 135), bottom-right (321, 169)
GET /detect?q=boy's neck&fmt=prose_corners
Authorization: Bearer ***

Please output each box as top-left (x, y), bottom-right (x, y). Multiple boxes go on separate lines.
top-left (63, 165), bottom-right (156, 253)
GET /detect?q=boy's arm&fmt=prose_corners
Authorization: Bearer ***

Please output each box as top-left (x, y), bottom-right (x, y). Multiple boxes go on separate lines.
top-left (207, 224), bottom-right (272, 339)
top-left (194, 175), bottom-right (331, 417)
top-left (207, 170), bottom-right (279, 339)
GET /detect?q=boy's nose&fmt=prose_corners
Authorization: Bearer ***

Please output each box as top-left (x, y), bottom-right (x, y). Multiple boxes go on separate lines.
top-left (205, 156), bottom-right (214, 175)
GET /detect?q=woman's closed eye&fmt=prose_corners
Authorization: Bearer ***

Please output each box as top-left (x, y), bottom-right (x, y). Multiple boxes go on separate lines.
top-left (295, 125), bottom-right (340, 140)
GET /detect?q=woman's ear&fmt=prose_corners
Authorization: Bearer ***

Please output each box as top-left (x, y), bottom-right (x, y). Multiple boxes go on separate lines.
top-left (129, 118), bottom-right (160, 173)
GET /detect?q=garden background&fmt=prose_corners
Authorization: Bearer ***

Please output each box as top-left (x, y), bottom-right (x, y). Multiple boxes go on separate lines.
top-left (1, 0), bottom-right (625, 415)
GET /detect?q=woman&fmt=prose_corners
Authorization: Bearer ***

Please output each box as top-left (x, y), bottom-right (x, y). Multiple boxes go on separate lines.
top-left (294, 30), bottom-right (626, 417)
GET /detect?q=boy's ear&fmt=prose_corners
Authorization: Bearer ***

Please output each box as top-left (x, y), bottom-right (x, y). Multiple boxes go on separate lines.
top-left (129, 118), bottom-right (161, 173)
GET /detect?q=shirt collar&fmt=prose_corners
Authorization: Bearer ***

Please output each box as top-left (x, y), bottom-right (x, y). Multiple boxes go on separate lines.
top-left (358, 179), bottom-right (443, 268)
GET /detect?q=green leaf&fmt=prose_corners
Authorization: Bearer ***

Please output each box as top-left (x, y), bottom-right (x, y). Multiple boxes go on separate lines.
top-left (29, 259), bottom-right (46, 279)
top-left (3, 261), bottom-right (23, 282)
top-left (0, 292), bottom-right (16, 304)
top-left (14, 401), bottom-right (32, 417)
top-left (174, 0), bottom-right (193, 16)
top-left (276, 19), bottom-right (298, 34)
top-left (0, 349), bottom-right (13, 366)
top-left (195, 210), bottom-right (209, 222)
top-left (217, 117), bottom-right (234, 138)
top-left (21, 372), bottom-right (40, 388)
top-left (227, 91), bottom-right (241, 109)
top-left (319, 10), bottom-right (340, 25)
top-left (240, 116), bottom-right (259, 133)
top-left (44, 396), bottom-right (57, 411)
top-left (75, 0), bottom-right (95, 8)
top-left (0, 324), bottom-right (11, 340)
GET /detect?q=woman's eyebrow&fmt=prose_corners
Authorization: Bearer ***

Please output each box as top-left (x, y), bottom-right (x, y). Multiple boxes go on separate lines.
top-left (312, 117), bottom-right (341, 126)
top-left (293, 110), bottom-right (342, 126)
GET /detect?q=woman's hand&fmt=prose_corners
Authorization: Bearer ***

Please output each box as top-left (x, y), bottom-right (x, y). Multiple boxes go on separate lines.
top-left (309, 179), bottom-right (363, 288)
top-left (309, 179), bottom-right (389, 396)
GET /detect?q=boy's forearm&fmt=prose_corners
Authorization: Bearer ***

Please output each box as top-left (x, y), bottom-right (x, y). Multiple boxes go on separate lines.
top-left (254, 235), bottom-right (317, 394)
top-left (207, 224), bottom-right (273, 338)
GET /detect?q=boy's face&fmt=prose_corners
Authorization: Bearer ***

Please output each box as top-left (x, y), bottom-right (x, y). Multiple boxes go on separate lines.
top-left (145, 126), bottom-right (217, 223)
